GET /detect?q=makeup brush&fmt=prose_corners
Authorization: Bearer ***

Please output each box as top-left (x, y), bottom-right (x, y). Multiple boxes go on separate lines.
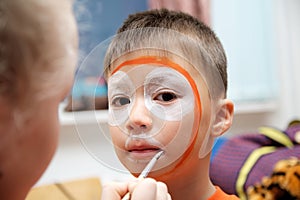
top-left (122, 150), bottom-right (164, 200)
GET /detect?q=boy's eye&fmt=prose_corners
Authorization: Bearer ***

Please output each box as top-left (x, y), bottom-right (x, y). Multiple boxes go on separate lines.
top-left (112, 97), bottom-right (130, 107)
top-left (154, 92), bottom-right (177, 102)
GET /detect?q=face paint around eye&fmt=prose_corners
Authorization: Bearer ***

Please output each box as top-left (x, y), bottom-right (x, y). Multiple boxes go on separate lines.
top-left (107, 71), bottom-right (135, 126)
top-left (144, 67), bottom-right (194, 121)
top-left (154, 91), bottom-right (177, 103)
top-left (111, 96), bottom-right (131, 107)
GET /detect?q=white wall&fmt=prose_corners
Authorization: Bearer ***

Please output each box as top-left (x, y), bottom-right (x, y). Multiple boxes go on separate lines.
top-left (229, 0), bottom-right (300, 135)
top-left (36, 0), bottom-right (300, 186)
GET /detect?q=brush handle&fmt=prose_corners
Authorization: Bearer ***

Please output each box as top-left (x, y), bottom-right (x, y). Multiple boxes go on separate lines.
top-left (122, 192), bottom-right (130, 200)
top-left (121, 151), bottom-right (164, 200)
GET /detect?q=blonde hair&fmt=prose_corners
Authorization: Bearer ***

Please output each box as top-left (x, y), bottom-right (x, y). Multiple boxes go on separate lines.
top-left (0, 0), bottom-right (77, 102)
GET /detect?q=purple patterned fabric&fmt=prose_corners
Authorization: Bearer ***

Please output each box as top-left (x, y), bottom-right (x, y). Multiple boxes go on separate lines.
top-left (209, 124), bottom-right (300, 195)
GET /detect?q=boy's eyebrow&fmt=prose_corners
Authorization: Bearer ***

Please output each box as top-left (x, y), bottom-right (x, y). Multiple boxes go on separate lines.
top-left (145, 72), bottom-right (186, 87)
top-left (108, 82), bottom-right (133, 93)
top-left (146, 75), bottom-right (166, 81)
top-left (145, 67), bottom-right (191, 84)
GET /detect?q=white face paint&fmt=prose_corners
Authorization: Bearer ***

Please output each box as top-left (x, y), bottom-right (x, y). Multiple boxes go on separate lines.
top-left (144, 67), bottom-right (194, 121)
top-left (107, 71), bottom-right (134, 126)
top-left (108, 66), bottom-right (194, 126)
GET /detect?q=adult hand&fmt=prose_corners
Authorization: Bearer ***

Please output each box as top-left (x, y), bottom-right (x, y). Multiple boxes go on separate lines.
top-left (101, 178), bottom-right (171, 200)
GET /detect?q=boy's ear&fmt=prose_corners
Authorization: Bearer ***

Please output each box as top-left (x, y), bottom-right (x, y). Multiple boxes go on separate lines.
top-left (198, 99), bottom-right (234, 159)
top-left (211, 99), bottom-right (234, 137)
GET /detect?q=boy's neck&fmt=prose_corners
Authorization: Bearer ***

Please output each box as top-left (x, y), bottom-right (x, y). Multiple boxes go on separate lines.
top-left (0, 182), bottom-right (29, 200)
top-left (163, 154), bottom-right (215, 200)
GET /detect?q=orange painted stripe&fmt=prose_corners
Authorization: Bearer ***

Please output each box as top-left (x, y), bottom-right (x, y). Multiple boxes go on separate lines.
top-left (113, 56), bottom-right (202, 173)
top-left (112, 56), bottom-right (201, 121)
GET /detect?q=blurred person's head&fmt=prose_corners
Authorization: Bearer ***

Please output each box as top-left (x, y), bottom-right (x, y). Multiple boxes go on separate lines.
top-left (0, 0), bottom-right (78, 199)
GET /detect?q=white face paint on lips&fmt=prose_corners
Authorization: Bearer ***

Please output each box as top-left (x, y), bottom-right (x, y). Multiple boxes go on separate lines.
top-left (124, 132), bottom-right (165, 163)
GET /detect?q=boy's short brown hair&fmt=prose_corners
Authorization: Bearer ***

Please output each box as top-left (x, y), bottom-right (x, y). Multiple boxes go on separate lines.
top-left (104, 9), bottom-right (228, 98)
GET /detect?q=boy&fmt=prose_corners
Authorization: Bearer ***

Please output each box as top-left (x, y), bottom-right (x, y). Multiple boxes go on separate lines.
top-left (102, 9), bottom-right (237, 200)
top-left (0, 0), bottom-right (78, 199)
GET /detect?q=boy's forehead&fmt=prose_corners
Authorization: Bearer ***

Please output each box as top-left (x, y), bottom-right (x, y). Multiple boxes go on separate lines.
top-left (115, 65), bottom-right (157, 87)
top-left (108, 51), bottom-right (200, 77)
top-left (108, 54), bottom-right (210, 102)
top-left (108, 53), bottom-right (209, 100)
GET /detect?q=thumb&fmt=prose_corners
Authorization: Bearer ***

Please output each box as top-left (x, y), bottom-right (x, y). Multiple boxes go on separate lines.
top-left (131, 178), bottom-right (157, 200)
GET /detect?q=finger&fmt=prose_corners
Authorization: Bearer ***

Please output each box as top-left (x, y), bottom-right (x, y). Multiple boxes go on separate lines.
top-left (128, 180), bottom-right (138, 193)
top-left (101, 182), bottom-right (128, 200)
top-left (131, 178), bottom-right (157, 200)
top-left (156, 181), bottom-right (170, 200)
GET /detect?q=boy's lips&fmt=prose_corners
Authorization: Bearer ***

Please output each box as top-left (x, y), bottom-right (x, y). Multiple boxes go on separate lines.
top-left (128, 149), bottom-right (162, 160)
top-left (127, 142), bottom-right (163, 159)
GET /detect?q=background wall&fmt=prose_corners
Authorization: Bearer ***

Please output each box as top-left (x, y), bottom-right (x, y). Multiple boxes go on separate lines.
top-left (229, 0), bottom-right (300, 135)
top-left (35, 0), bottom-right (300, 186)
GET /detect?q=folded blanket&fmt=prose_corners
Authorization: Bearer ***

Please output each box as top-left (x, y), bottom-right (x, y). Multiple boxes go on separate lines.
top-left (210, 120), bottom-right (300, 199)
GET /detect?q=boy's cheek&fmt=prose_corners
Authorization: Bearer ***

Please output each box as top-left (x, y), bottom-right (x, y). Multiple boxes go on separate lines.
top-left (109, 126), bottom-right (127, 148)
top-left (154, 121), bottom-right (182, 145)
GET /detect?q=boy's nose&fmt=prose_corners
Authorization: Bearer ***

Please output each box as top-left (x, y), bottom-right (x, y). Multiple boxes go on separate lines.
top-left (126, 97), bottom-right (152, 133)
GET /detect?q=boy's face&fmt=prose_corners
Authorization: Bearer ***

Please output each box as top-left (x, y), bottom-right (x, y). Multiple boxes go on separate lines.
top-left (107, 55), bottom-right (212, 175)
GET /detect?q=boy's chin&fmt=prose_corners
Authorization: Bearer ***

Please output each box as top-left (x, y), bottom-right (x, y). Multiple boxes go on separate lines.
top-left (122, 159), bottom-right (150, 174)
top-left (130, 167), bottom-right (167, 179)
top-left (124, 159), bottom-right (177, 179)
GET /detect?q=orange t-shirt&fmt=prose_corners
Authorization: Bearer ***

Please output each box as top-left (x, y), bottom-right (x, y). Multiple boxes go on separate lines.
top-left (208, 187), bottom-right (240, 200)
